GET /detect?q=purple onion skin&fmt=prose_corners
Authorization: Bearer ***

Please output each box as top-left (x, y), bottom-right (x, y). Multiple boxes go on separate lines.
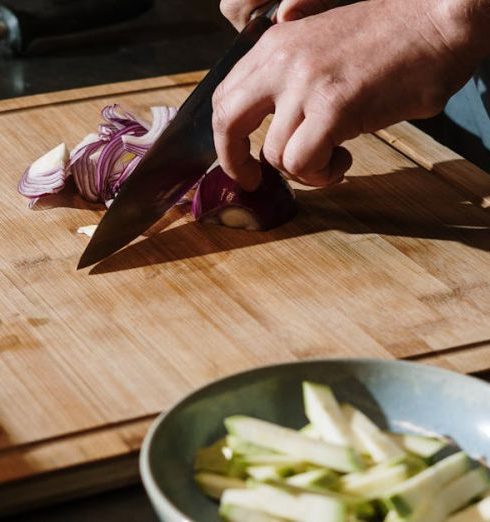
top-left (192, 156), bottom-right (297, 231)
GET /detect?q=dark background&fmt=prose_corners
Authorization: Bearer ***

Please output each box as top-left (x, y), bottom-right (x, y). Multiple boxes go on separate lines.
top-left (0, 0), bottom-right (235, 99)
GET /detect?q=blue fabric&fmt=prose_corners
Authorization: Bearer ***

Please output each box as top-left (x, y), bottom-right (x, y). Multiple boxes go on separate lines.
top-left (444, 60), bottom-right (490, 151)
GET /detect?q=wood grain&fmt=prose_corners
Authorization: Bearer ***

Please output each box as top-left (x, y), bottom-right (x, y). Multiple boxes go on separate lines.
top-left (1, 73), bottom-right (490, 511)
top-left (376, 123), bottom-right (490, 207)
top-left (0, 71), bottom-right (207, 114)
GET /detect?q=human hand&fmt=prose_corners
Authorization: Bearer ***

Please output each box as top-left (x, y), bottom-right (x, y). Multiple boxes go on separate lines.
top-left (220, 0), bottom-right (338, 30)
top-left (213, 0), bottom-right (490, 190)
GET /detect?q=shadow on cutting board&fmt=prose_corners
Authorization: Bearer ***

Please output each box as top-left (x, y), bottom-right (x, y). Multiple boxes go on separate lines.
top-left (90, 160), bottom-right (490, 274)
top-left (0, 424), bottom-right (38, 498)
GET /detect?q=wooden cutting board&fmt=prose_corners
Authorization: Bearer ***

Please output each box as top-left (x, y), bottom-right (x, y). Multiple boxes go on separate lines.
top-left (1, 71), bottom-right (490, 515)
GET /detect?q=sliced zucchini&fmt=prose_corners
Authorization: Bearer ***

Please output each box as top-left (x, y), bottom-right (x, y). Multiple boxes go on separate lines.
top-left (408, 467), bottom-right (490, 522)
top-left (447, 494), bottom-right (490, 522)
top-left (221, 483), bottom-right (346, 522)
top-left (225, 416), bottom-right (363, 473)
top-left (285, 468), bottom-right (340, 492)
top-left (276, 480), bottom-right (375, 519)
top-left (382, 451), bottom-right (470, 516)
top-left (299, 423), bottom-right (321, 440)
top-left (341, 463), bottom-right (409, 498)
top-left (342, 405), bottom-right (405, 464)
top-left (440, 466), bottom-right (490, 515)
top-left (219, 504), bottom-right (287, 522)
top-left (194, 438), bottom-right (245, 477)
top-left (241, 454), bottom-right (307, 467)
top-left (194, 438), bottom-right (228, 473)
top-left (388, 433), bottom-right (448, 461)
top-left (303, 382), bottom-right (353, 446)
top-left (227, 435), bottom-right (274, 457)
top-left (194, 472), bottom-right (246, 500)
top-left (246, 464), bottom-right (297, 482)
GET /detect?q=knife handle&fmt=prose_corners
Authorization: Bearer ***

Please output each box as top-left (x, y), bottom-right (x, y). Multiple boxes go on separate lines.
top-left (177, 5), bottom-right (278, 128)
top-left (252, 1), bottom-right (281, 22)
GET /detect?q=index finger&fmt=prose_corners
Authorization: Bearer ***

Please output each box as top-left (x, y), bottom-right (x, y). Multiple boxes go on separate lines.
top-left (220, 0), bottom-right (274, 30)
top-left (212, 81), bottom-right (274, 191)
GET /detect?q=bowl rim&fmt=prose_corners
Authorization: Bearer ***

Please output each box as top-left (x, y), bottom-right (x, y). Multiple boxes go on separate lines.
top-left (139, 357), bottom-right (489, 520)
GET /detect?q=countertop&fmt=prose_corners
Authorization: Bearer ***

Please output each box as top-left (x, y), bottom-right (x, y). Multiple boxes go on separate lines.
top-left (0, 0), bottom-right (235, 100)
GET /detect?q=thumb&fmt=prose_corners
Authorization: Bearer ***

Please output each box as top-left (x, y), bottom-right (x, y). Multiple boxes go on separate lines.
top-left (277, 0), bottom-right (338, 22)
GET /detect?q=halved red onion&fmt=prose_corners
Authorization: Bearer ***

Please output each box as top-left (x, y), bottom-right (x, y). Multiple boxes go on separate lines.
top-left (18, 143), bottom-right (69, 205)
top-left (192, 158), bottom-right (297, 231)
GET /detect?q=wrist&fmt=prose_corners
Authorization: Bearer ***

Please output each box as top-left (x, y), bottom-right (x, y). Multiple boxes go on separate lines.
top-left (432, 0), bottom-right (490, 63)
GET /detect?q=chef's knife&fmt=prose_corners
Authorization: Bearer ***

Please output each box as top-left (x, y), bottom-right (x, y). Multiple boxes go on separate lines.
top-left (78, 1), bottom-right (279, 270)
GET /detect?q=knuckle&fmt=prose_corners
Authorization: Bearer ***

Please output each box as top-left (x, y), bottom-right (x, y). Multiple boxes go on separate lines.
top-left (258, 24), bottom-right (283, 51)
top-left (315, 81), bottom-right (349, 114)
top-left (307, 86), bottom-right (350, 137)
top-left (274, 47), bottom-right (292, 68)
top-left (283, 152), bottom-right (306, 177)
top-left (219, 0), bottom-right (236, 19)
top-left (212, 87), bottom-right (230, 135)
top-left (296, 57), bottom-right (318, 80)
top-left (262, 141), bottom-right (284, 170)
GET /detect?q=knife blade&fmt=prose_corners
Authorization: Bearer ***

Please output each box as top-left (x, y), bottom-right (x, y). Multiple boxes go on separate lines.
top-left (77, 2), bottom-right (279, 270)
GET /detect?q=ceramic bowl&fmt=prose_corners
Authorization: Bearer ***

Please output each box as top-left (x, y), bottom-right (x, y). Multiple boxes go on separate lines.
top-left (140, 358), bottom-right (490, 521)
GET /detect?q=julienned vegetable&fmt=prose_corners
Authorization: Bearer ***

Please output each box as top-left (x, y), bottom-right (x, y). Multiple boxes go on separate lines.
top-left (192, 158), bottom-right (297, 231)
top-left (19, 104), bottom-right (297, 232)
top-left (193, 381), bottom-right (490, 522)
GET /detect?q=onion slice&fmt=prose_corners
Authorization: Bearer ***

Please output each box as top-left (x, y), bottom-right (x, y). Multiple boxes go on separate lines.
top-left (192, 158), bottom-right (297, 231)
top-left (18, 143), bottom-right (69, 203)
top-left (69, 134), bottom-right (103, 202)
top-left (77, 225), bottom-right (98, 238)
top-left (123, 106), bottom-right (177, 157)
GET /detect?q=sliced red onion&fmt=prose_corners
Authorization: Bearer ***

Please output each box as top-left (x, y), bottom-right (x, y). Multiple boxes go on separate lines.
top-left (69, 105), bottom-right (174, 206)
top-left (18, 143), bottom-right (69, 203)
top-left (77, 225), bottom-right (98, 238)
top-left (192, 158), bottom-right (297, 231)
top-left (69, 133), bottom-right (103, 202)
top-left (20, 104), bottom-right (177, 209)
top-left (122, 106), bottom-right (177, 157)
top-left (100, 104), bottom-right (150, 133)
top-left (94, 123), bottom-right (146, 201)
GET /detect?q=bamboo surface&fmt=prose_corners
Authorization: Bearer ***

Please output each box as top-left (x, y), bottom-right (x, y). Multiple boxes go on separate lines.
top-left (0, 72), bottom-right (489, 513)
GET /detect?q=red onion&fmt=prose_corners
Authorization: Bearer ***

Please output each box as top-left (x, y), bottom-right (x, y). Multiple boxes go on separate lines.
top-left (192, 158), bottom-right (297, 231)
top-left (19, 104), bottom-right (176, 207)
top-left (69, 133), bottom-right (103, 202)
top-left (18, 143), bottom-right (69, 207)
top-left (123, 106), bottom-right (178, 157)
top-left (19, 105), bottom-right (297, 234)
